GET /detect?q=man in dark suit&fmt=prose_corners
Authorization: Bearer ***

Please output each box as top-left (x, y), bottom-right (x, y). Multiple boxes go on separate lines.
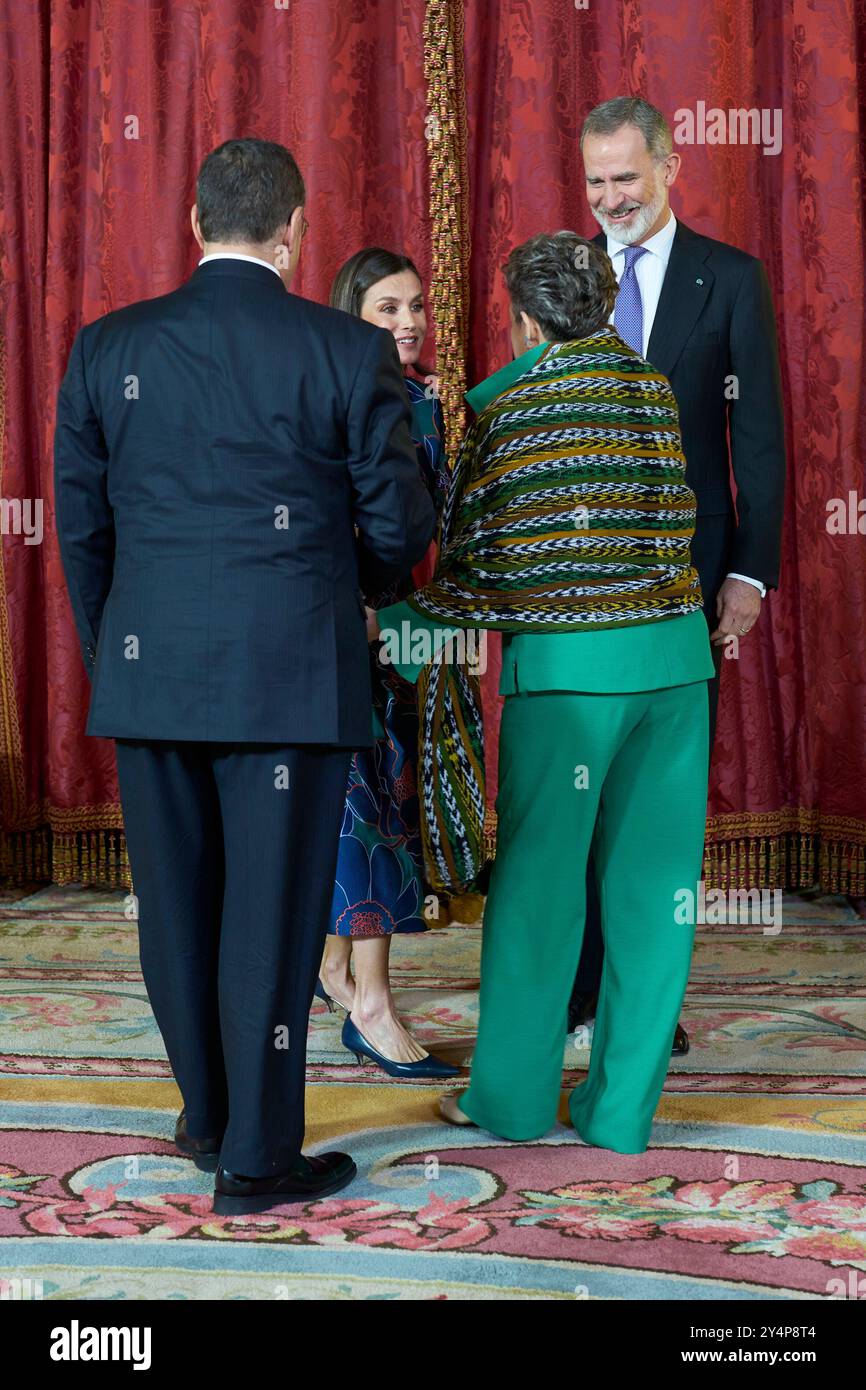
top-left (54, 139), bottom-right (435, 1216)
top-left (567, 97), bottom-right (786, 1048)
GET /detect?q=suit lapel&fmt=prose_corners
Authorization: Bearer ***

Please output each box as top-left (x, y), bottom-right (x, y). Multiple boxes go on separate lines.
top-left (594, 221), bottom-right (714, 378)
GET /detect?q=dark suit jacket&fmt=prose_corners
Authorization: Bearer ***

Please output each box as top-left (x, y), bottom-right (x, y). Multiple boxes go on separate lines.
top-left (54, 257), bottom-right (436, 746)
top-left (596, 220), bottom-right (786, 595)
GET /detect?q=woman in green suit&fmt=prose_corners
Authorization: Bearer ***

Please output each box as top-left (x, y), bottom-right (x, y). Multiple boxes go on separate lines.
top-left (370, 232), bottom-right (713, 1154)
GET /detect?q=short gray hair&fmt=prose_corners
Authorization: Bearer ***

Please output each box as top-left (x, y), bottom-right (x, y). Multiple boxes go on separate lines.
top-left (503, 232), bottom-right (618, 343)
top-left (580, 96), bottom-right (672, 162)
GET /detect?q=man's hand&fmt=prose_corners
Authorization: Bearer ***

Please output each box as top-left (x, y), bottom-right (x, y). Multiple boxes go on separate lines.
top-left (710, 577), bottom-right (763, 645)
top-left (365, 606), bottom-right (380, 642)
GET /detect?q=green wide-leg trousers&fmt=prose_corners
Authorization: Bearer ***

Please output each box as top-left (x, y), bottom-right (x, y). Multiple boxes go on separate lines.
top-left (460, 680), bottom-right (709, 1153)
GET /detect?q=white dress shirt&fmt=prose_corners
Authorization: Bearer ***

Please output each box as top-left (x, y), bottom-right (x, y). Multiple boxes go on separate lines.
top-left (606, 211), bottom-right (765, 600)
top-left (198, 252), bottom-right (282, 278)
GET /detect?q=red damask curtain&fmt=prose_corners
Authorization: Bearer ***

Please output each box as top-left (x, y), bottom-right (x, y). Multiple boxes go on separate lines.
top-left (461, 0), bottom-right (866, 892)
top-left (1, 0), bottom-right (434, 884)
top-left (1, 0), bottom-right (864, 892)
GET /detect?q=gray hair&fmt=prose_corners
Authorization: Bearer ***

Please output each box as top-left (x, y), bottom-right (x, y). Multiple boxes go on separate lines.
top-left (580, 96), bottom-right (672, 162)
top-left (503, 232), bottom-right (618, 343)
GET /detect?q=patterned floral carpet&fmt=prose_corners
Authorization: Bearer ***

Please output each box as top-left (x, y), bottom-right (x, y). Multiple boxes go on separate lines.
top-left (1, 885), bottom-right (865, 1300)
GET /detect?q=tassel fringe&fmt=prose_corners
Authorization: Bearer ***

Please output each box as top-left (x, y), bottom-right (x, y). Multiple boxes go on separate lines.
top-left (1, 827), bottom-right (131, 890)
top-left (1, 825), bottom-right (863, 898)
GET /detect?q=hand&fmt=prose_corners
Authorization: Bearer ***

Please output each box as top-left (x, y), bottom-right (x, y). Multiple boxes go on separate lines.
top-left (710, 577), bottom-right (763, 645)
top-left (365, 606), bottom-right (380, 642)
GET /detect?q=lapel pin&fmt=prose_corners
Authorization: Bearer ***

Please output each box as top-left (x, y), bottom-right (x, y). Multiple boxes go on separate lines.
top-left (696, 277), bottom-right (704, 285)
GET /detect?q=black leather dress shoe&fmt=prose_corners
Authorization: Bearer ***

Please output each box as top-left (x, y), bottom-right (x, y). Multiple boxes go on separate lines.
top-left (567, 1000), bottom-right (689, 1058)
top-left (175, 1109), bottom-right (224, 1167)
top-left (672, 1023), bottom-right (689, 1056)
top-left (213, 1151), bottom-right (357, 1216)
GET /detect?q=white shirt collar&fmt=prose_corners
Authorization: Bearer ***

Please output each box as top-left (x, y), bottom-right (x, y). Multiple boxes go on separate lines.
top-left (606, 209), bottom-right (678, 263)
top-left (198, 252), bottom-right (282, 279)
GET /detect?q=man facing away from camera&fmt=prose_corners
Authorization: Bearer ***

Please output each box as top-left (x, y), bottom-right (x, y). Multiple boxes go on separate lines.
top-left (54, 138), bottom-right (435, 1216)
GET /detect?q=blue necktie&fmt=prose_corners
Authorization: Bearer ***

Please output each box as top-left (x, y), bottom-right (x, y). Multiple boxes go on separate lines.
top-left (614, 245), bottom-right (648, 354)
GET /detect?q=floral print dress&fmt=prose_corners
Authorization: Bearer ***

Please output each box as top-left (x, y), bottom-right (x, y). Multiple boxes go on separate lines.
top-left (328, 375), bottom-right (447, 936)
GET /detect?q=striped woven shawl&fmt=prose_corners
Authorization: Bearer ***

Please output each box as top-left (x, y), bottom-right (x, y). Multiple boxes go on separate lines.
top-left (408, 326), bottom-right (703, 892)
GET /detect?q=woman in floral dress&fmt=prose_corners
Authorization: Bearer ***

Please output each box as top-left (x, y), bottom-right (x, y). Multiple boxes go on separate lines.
top-left (317, 248), bottom-right (457, 1079)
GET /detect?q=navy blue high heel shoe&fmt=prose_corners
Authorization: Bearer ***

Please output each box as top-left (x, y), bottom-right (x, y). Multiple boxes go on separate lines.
top-left (342, 1016), bottom-right (460, 1078)
top-left (313, 979), bottom-right (335, 1012)
top-left (314, 979), bottom-right (354, 1014)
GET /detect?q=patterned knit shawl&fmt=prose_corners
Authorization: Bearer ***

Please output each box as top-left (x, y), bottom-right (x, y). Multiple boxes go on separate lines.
top-left (409, 327), bottom-right (703, 892)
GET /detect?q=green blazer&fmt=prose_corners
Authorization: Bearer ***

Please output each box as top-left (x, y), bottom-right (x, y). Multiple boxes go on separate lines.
top-left (377, 341), bottom-right (714, 695)
top-left (376, 602), bottom-right (713, 694)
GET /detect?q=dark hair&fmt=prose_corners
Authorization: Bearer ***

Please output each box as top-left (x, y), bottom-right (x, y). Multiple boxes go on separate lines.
top-left (580, 96), bottom-right (672, 162)
top-left (329, 247), bottom-right (422, 316)
top-left (503, 232), bottom-right (619, 342)
top-left (196, 138), bottom-right (305, 244)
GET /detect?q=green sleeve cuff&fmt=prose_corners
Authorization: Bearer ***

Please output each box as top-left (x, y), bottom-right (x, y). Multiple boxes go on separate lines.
top-left (376, 599), bottom-right (462, 685)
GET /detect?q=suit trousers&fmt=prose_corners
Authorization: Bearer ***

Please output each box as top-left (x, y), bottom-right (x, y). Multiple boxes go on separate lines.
top-left (461, 680), bottom-right (709, 1152)
top-left (114, 739), bottom-right (350, 1174)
